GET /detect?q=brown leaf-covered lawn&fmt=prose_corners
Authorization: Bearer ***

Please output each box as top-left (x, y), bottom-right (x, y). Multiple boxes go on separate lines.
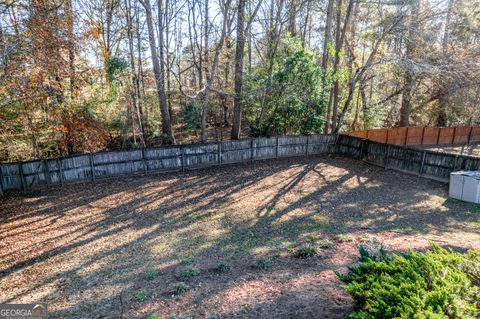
top-left (1, 155), bottom-right (479, 319)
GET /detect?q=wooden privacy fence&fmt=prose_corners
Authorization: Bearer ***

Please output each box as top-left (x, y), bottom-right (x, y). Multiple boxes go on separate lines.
top-left (0, 134), bottom-right (336, 196)
top-left (336, 134), bottom-right (480, 182)
top-left (348, 126), bottom-right (480, 146)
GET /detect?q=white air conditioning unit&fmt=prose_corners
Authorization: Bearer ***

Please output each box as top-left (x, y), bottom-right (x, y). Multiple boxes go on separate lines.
top-left (449, 171), bottom-right (480, 204)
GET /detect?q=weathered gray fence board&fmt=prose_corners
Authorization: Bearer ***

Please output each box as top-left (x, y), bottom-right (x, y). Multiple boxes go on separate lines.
top-left (252, 138), bottom-right (276, 160)
top-left (93, 150), bottom-right (143, 165)
top-left (0, 134), bottom-right (335, 195)
top-left (94, 161), bottom-right (145, 177)
top-left (1, 163), bottom-right (22, 190)
top-left (308, 135), bottom-right (335, 155)
top-left (278, 136), bottom-right (308, 157)
top-left (220, 140), bottom-right (251, 164)
top-left (337, 134), bottom-right (480, 182)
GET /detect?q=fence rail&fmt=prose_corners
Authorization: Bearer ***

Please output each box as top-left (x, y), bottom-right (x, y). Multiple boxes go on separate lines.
top-left (348, 126), bottom-right (480, 146)
top-left (336, 134), bottom-right (480, 182)
top-left (0, 134), bottom-right (336, 196)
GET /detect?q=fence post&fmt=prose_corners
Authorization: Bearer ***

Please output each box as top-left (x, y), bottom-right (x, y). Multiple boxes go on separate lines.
top-left (0, 164), bottom-right (4, 196)
top-left (361, 139), bottom-right (367, 161)
top-left (217, 141), bottom-right (222, 166)
top-left (419, 151), bottom-right (426, 176)
top-left (467, 127), bottom-right (473, 145)
top-left (181, 145), bottom-right (185, 173)
top-left (385, 129), bottom-right (390, 144)
top-left (421, 127), bottom-right (426, 145)
top-left (43, 160), bottom-right (50, 187)
top-left (404, 127), bottom-right (409, 145)
top-left (250, 138), bottom-right (254, 164)
top-left (276, 136), bottom-right (279, 158)
top-left (452, 127), bottom-right (457, 144)
top-left (436, 127), bottom-right (442, 145)
top-left (142, 148), bottom-right (148, 175)
top-left (453, 155), bottom-right (459, 172)
top-left (19, 163), bottom-right (26, 193)
top-left (89, 154), bottom-right (95, 182)
top-left (306, 135), bottom-right (309, 156)
top-left (57, 159), bottom-right (64, 186)
top-left (384, 144), bottom-right (391, 169)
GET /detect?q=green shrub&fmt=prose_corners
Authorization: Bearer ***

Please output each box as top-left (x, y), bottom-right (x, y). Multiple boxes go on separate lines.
top-left (253, 258), bottom-right (273, 269)
top-left (334, 234), bottom-right (354, 243)
top-left (133, 290), bottom-right (148, 302)
top-left (317, 239), bottom-right (335, 249)
top-left (308, 235), bottom-right (319, 243)
top-left (179, 103), bottom-right (201, 132)
top-left (244, 37), bottom-right (327, 137)
top-left (215, 262), bottom-right (232, 273)
top-left (143, 270), bottom-right (159, 280)
top-left (181, 257), bottom-right (194, 266)
top-left (296, 246), bottom-right (317, 258)
top-left (146, 315), bottom-right (159, 319)
top-left (169, 282), bottom-right (189, 295)
top-left (339, 245), bottom-right (480, 319)
top-left (179, 267), bottom-right (200, 279)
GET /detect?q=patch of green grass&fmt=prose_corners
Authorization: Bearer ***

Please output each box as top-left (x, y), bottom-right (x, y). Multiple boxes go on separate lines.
top-left (273, 252), bottom-right (282, 258)
top-left (317, 239), bottom-right (335, 248)
top-left (215, 262), bottom-right (231, 273)
top-left (308, 235), bottom-right (319, 243)
top-left (179, 267), bottom-right (200, 279)
top-left (134, 290), bottom-right (148, 302)
top-left (169, 282), bottom-right (189, 295)
top-left (333, 234), bottom-right (354, 243)
top-left (146, 315), bottom-right (159, 319)
top-left (253, 258), bottom-right (272, 269)
top-left (358, 233), bottom-right (377, 242)
top-left (180, 257), bottom-right (194, 266)
top-left (296, 246), bottom-right (317, 258)
top-left (143, 270), bottom-right (160, 280)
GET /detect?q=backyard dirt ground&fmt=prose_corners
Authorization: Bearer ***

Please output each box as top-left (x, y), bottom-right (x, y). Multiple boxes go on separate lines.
top-left (1, 155), bottom-right (479, 319)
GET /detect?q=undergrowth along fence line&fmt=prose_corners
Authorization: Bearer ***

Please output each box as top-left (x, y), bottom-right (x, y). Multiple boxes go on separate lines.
top-left (0, 135), bottom-right (336, 196)
top-left (337, 134), bottom-right (480, 182)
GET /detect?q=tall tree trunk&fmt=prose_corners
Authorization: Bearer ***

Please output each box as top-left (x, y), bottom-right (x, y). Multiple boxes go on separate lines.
top-left (322, 0), bottom-right (334, 134)
top-left (231, 0), bottom-right (246, 140)
top-left (135, 2), bottom-right (147, 138)
top-left (140, 0), bottom-right (175, 144)
top-left (437, 0), bottom-right (453, 127)
top-left (399, 0), bottom-right (419, 127)
top-left (330, 0), bottom-right (354, 133)
top-left (288, 0), bottom-right (296, 36)
top-left (247, 0), bottom-right (253, 75)
top-left (125, 0), bottom-right (145, 145)
top-left (200, 0), bottom-right (232, 142)
top-left (258, 0), bottom-right (285, 125)
top-left (65, 0), bottom-right (76, 101)
top-left (223, 19), bottom-right (233, 127)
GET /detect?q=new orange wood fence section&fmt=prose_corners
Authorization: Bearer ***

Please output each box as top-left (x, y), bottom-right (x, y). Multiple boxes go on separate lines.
top-left (348, 126), bottom-right (480, 146)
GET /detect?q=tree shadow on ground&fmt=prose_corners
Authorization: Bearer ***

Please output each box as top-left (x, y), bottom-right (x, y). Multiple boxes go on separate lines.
top-left (0, 155), bottom-right (479, 318)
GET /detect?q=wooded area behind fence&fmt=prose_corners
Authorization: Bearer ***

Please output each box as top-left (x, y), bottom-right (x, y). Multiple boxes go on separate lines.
top-left (348, 126), bottom-right (480, 146)
top-left (0, 135), bottom-right (336, 196)
top-left (337, 134), bottom-right (480, 182)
